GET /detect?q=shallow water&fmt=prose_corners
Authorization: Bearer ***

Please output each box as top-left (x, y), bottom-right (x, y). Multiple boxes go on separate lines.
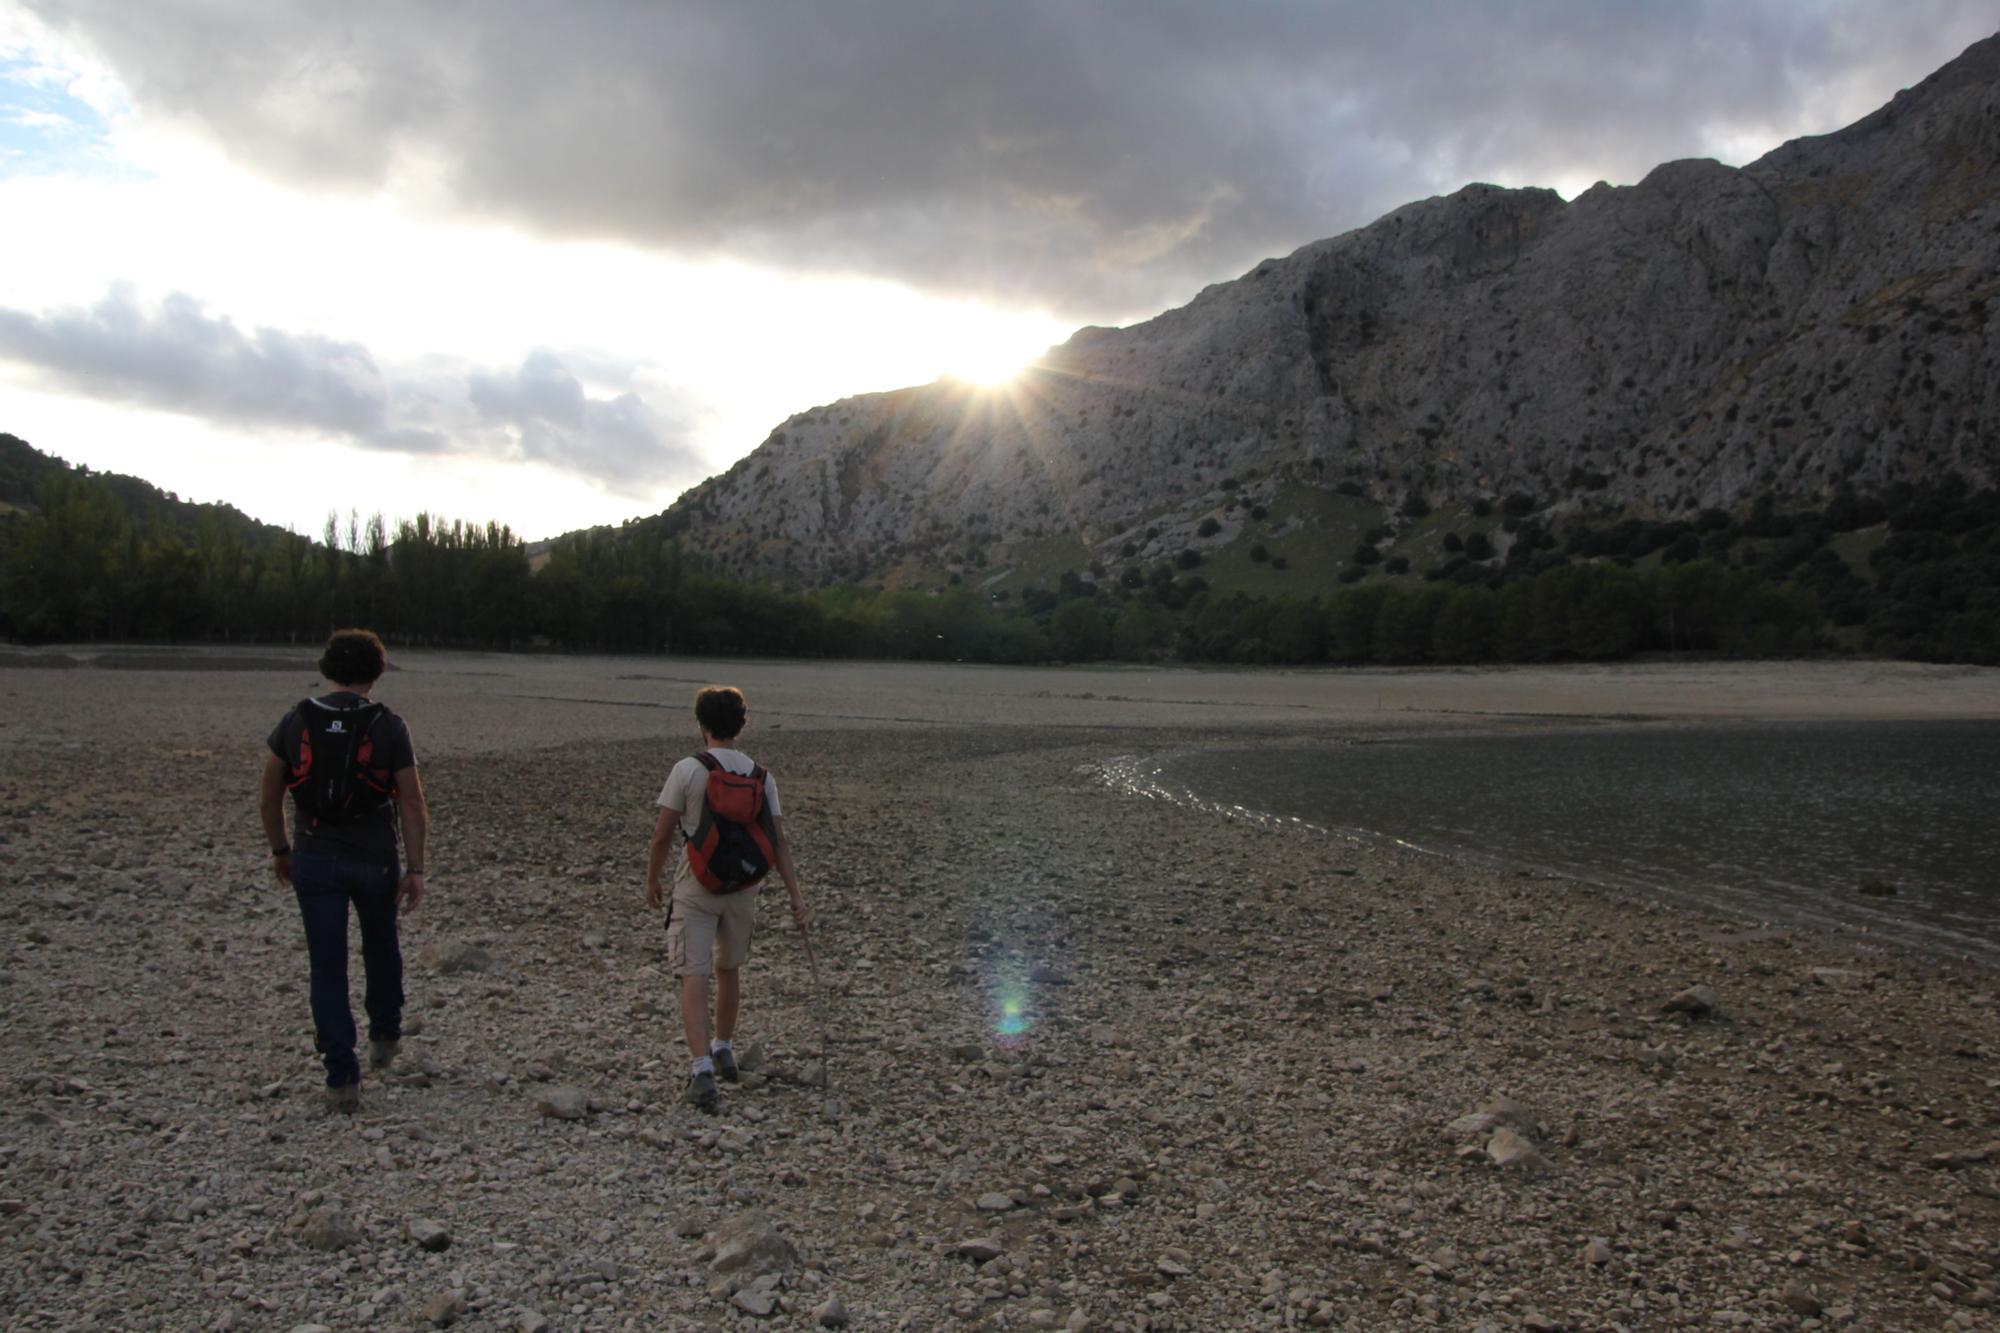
top-left (1099, 721), bottom-right (2000, 967)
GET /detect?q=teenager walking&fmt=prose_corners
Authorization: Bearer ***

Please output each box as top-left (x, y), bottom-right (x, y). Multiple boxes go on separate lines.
top-left (644, 686), bottom-right (810, 1111)
top-left (259, 629), bottom-right (429, 1114)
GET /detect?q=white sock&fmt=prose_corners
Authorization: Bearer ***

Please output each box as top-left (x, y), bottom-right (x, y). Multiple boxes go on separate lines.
top-left (711, 1038), bottom-right (733, 1054)
top-left (691, 1055), bottom-right (714, 1076)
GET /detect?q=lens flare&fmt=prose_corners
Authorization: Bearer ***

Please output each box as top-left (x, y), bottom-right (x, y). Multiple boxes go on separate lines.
top-left (979, 937), bottom-right (1066, 1050)
top-left (987, 966), bottom-right (1038, 1048)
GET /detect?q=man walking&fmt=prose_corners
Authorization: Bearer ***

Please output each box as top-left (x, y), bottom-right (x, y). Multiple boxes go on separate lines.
top-left (259, 628), bottom-right (429, 1113)
top-left (645, 686), bottom-right (810, 1111)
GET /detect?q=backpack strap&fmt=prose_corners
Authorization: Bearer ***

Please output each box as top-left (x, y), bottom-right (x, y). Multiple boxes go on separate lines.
top-left (286, 698), bottom-right (316, 788)
top-left (747, 764), bottom-right (776, 833)
top-left (693, 751), bottom-right (721, 773)
top-left (349, 701), bottom-right (391, 795)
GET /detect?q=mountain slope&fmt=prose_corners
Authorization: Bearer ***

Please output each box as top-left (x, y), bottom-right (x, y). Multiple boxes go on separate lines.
top-left (655, 35), bottom-right (1999, 588)
top-left (0, 433), bottom-right (296, 548)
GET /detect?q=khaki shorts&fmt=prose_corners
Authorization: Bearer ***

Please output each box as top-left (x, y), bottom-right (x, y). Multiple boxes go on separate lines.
top-left (666, 878), bottom-right (758, 977)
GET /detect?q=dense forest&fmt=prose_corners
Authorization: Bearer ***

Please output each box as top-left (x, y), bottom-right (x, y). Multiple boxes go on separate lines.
top-left (2, 435), bottom-right (1996, 666)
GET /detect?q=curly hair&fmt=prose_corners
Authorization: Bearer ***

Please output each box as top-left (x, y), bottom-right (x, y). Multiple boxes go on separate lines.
top-left (318, 628), bottom-right (388, 686)
top-left (694, 685), bottom-right (747, 740)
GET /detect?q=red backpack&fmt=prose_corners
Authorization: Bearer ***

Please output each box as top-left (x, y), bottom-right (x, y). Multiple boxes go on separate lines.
top-left (684, 752), bottom-right (776, 892)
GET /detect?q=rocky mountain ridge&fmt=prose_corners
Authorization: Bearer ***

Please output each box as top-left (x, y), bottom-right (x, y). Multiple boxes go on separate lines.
top-left (658, 34), bottom-right (1999, 588)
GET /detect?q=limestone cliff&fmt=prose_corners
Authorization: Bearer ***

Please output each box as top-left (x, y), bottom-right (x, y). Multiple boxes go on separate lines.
top-left (657, 34), bottom-right (1999, 586)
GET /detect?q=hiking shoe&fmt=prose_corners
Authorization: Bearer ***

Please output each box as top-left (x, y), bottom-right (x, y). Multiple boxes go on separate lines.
top-left (713, 1046), bottom-right (739, 1083)
top-left (685, 1069), bottom-right (719, 1112)
top-left (326, 1082), bottom-right (361, 1115)
top-left (368, 1038), bottom-right (401, 1071)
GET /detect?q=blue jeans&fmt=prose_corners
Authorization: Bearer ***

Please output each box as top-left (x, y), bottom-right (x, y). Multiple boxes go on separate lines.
top-left (292, 851), bottom-right (404, 1087)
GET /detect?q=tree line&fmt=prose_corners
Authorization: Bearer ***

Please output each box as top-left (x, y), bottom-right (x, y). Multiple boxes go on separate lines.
top-left (2, 462), bottom-right (1995, 666)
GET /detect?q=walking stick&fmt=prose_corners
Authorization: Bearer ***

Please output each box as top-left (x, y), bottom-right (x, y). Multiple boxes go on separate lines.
top-left (798, 917), bottom-right (831, 1090)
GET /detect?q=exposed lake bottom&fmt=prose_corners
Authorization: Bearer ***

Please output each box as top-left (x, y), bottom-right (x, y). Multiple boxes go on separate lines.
top-left (1096, 720), bottom-right (2000, 968)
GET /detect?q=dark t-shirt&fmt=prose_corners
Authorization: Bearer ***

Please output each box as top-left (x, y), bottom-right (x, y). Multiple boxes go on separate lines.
top-left (267, 692), bottom-right (416, 864)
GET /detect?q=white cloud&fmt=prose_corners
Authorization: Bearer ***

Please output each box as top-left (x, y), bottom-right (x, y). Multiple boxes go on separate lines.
top-left (0, 285), bottom-right (708, 495)
top-left (466, 349), bottom-right (690, 485)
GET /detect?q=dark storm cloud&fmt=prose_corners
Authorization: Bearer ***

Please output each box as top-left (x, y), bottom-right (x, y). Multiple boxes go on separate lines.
top-left (26, 1), bottom-right (1999, 319)
top-left (0, 288), bottom-right (701, 490)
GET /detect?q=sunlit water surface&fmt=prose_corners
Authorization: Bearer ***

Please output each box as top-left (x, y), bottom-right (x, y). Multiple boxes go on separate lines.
top-left (1095, 721), bottom-right (2000, 967)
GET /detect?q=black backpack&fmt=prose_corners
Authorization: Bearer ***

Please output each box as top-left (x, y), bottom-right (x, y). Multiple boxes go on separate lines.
top-left (287, 698), bottom-right (394, 824)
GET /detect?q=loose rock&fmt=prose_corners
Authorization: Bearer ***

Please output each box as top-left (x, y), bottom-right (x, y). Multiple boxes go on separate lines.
top-left (422, 1290), bottom-right (467, 1327)
top-left (1487, 1127), bottom-right (1547, 1172)
top-left (711, 1211), bottom-right (798, 1275)
top-left (1781, 1282), bottom-right (1824, 1316)
top-left (1663, 983), bottom-right (1719, 1017)
top-left (406, 1217), bottom-right (451, 1251)
top-left (421, 940), bottom-right (494, 974)
top-left (296, 1207), bottom-right (361, 1251)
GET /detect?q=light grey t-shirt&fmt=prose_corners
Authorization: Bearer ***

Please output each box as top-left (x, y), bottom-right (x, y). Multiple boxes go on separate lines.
top-left (656, 747), bottom-right (782, 838)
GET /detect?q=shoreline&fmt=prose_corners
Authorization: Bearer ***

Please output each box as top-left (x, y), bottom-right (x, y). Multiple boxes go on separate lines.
top-left (1095, 722), bottom-right (2000, 974)
top-left (3, 656), bottom-right (1998, 1327)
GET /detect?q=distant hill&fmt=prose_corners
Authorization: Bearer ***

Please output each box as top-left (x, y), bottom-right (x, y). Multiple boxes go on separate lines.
top-left (630, 32), bottom-right (1999, 594)
top-left (0, 433), bottom-right (295, 549)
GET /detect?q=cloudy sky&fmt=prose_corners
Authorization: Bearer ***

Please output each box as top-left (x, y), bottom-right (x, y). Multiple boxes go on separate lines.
top-left (1, 2), bottom-right (1992, 540)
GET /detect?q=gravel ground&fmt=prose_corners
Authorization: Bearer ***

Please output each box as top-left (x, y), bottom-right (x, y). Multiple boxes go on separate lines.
top-left (2, 654), bottom-right (1997, 1331)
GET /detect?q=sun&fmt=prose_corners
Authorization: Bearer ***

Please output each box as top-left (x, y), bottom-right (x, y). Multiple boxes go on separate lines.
top-left (933, 304), bottom-right (1067, 388)
top-left (949, 349), bottom-right (1036, 387)
top-left (941, 330), bottom-right (1041, 387)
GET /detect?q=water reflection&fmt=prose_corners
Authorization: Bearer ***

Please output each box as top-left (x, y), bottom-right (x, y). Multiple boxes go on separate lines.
top-left (1095, 721), bottom-right (2000, 967)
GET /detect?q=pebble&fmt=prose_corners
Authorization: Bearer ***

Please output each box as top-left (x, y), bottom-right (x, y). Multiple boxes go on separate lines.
top-left (711, 1212), bottom-right (798, 1275)
top-left (407, 1217), bottom-right (452, 1251)
top-left (1663, 983), bottom-right (1719, 1017)
top-left (1781, 1282), bottom-right (1824, 1317)
top-left (422, 1290), bottom-right (467, 1327)
top-left (296, 1208), bottom-right (361, 1251)
top-left (1487, 1127), bottom-right (1547, 1173)
top-left (423, 940), bottom-right (494, 975)
top-left (732, 1287), bottom-right (779, 1316)
top-left (6, 660), bottom-right (1995, 1331)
